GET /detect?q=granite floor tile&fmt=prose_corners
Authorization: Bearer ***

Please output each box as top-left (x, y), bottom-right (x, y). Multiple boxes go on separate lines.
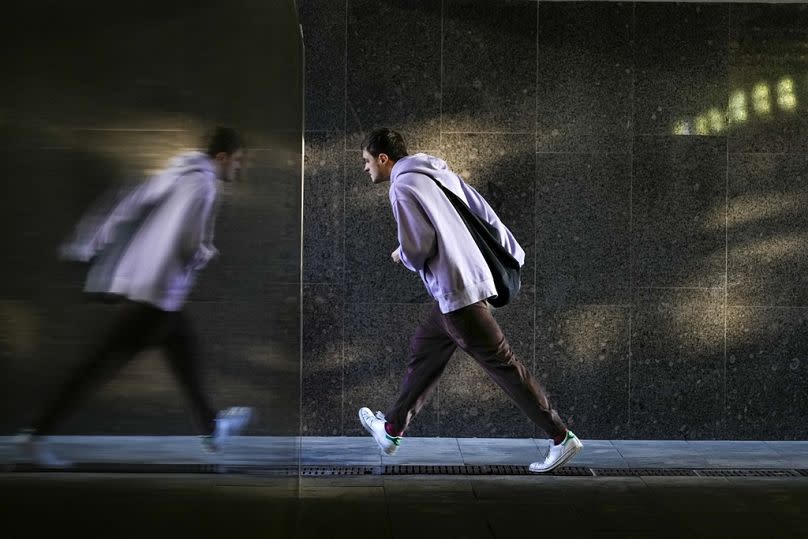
top-left (612, 440), bottom-right (710, 468)
top-left (688, 440), bottom-right (789, 468)
top-left (570, 440), bottom-right (628, 468)
top-left (382, 437), bottom-right (463, 465)
top-left (457, 437), bottom-right (542, 465)
top-left (302, 436), bottom-right (381, 465)
top-left (764, 441), bottom-right (808, 467)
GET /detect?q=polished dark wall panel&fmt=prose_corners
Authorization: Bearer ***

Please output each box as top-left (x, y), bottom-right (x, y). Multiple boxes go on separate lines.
top-left (300, 0), bottom-right (808, 440)
top-left (0, 1), bottom-right (303, 437)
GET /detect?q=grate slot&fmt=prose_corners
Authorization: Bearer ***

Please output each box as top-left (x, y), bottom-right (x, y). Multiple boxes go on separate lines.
top-left (592, 468), bottom-right (696, 477)
top-left (695, 469), bottom-right (798, 478)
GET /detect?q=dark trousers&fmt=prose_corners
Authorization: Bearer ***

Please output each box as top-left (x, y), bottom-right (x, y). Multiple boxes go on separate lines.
top-left (32, 300), bottom-right (216, 435)
top-left (386, 301), bottom-right (567, 438)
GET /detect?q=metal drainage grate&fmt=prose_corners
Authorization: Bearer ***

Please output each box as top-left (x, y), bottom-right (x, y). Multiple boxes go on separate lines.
top-left (6, 463), bottom-right (808, 478)
top-left (383, 464), bottom-right (532, 476)
top-left (592, 468), bottom-right (696, 477)
top-left (382, 465), bottom-right (593, 476)
top-left (551, 466), bottom-right (594, 476)
top-left (695, 469), bottom-right (799, 478)
top-left (301, 466), bottom-right (376, 476)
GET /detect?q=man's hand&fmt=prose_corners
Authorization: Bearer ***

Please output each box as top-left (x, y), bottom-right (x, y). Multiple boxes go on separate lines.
top-left (191, 244), bottom-right (219, 270)
top-left (391, 246), bottom-right (402, 264)
top-left (58, 241), bottom-right (96, 263)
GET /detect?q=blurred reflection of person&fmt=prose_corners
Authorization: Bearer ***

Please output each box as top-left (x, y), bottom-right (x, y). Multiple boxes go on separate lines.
top-left (16, 127), bottom-right (253, 468)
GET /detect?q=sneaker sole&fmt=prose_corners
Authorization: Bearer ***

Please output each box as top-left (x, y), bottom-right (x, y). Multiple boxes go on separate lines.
top-left (529, 438), bottom-right (583, 473)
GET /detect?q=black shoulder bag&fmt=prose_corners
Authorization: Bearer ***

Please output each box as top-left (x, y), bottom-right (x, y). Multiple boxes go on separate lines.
top-left (424, 174), bottom-right (521, 308)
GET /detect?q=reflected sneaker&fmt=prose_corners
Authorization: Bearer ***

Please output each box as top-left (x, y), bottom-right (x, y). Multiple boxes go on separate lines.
top-left (15, 429), bottom-right (73, 469)
top-left (529, 431), bottom-right (583, 473)
top-left (358, 407), bottom-right (400, 456)
top-left (201, 406), bottom-right (253, 453)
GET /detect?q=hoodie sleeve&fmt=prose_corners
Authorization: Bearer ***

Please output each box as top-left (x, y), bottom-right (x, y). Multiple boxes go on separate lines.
top-left (390, 182), bottom-right (437, 272)
top-left (459, 180), bottom-right (526, 267)
top-left (62, 170), bottom-right (179, 261)
top-left (176, 174), bottom-right (218, 268)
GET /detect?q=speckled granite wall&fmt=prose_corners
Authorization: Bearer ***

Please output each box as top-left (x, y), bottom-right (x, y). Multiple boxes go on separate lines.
top-left (0, 0), bottom-right (303, 438)
top-left (300, 1), bottom-right (808, 440)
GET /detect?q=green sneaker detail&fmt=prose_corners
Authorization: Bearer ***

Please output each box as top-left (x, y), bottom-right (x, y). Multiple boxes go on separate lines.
top-left (386, 434), bottom-right (402, 446)
top-left (562, 431), bottom-right (577, 446)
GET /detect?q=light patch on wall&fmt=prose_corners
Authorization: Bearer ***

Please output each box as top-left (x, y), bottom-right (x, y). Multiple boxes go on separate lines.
top-left (0, 300), bottom-right (40, 359)
top-left (752, 82), bottom-right (771, 115)
top-left (777, 77), bottom-right (797, 111)
top-left (673, 74), bottom-right (802, 135)
top-left (555, 307), bottom-right (627, 369)
top-left (673, 120), bottom-right (691, 136)
top-left (242, 344), bottom-right (299, 373)
top-left (707, 108), bottom-right (724, 133)
top-left (729, 90), bottom-right (748, 124)
top-left (717, 192), bottom-right (808, 231)
top-left (694, 115), bottom-right (710, 135)
top-left (732, 231), bottom-right (808, 262)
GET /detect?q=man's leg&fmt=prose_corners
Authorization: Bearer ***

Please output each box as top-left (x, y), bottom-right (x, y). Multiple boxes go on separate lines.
top-left (161, 310), bottom-right (251, 452)
top-left (30, 300), bottom-right (157, 435)
top-left (442, 301), bottom-right (567, 439)
top-left (161, 311), bottom-right (217, 435)
top-left (384, 303), bottom-right (457, 435)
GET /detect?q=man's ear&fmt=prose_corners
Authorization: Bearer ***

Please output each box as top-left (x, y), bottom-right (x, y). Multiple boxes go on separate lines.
top-left (378, 153), bottom-right (390, 165)
top-left (214, 151), bottom-right (229, 162)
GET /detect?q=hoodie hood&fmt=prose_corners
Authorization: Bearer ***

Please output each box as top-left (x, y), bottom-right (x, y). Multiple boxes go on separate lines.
top-left (168, 151), bottom-right (217, 179)
top-left (392, 153), bottom-right (457, 186)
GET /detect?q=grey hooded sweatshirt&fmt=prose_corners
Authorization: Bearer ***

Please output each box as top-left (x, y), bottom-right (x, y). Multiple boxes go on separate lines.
top-left (68, 151), bottom-right (220, 311)
top-left (390, 153), bottom-right (525, 313)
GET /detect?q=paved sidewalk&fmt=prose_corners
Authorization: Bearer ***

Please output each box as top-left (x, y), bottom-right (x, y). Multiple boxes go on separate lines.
top-left (2, 436), bottom-right (807, 470)
top-left (2, 437), bottom-right (808, 538)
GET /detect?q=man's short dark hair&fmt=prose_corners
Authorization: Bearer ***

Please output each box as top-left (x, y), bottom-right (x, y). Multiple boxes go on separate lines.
top-left (206, 126), bottom-right (246, 157)
top-left (361, 128), bottom-right (408, 161)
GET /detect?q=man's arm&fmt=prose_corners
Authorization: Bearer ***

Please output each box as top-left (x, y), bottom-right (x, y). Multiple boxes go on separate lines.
top-left (60, 171), bottom-right (178, 261)
top-left (177, 176), bottom-right (218, 270)
top-left (391, 184), bottom-right (436, 272)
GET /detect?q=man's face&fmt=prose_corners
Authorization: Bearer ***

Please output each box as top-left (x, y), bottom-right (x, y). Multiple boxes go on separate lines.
top-left (362, 149), bottom-right (391, 184)
top-left (216, 149), bottom-right (245, 182)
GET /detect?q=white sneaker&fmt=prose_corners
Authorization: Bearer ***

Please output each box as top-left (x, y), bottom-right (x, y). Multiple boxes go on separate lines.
top-left (15, 430), bottom-right (73, 469)
top-left (201, 406), bottom-right (253, 453)
top-left (529, 431), bottom-right (583, 473)
top-left (358, 407), bottom-right (400, 456)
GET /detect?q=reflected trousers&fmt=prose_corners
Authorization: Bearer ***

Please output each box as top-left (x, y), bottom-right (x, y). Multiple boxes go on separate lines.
top-left (32, 300), bottom-right (217, 435)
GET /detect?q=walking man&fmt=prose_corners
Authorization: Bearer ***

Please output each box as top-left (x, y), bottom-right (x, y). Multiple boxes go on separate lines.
top-left (17, 127), bottom-right (253, 468)
top-left (357, 128), bottom-right (582, 473)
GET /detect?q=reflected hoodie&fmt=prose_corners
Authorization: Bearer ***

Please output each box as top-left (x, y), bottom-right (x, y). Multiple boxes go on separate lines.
top-left (75, 151), bottom-right (219, 311)
top-left (389, 153), bottom-right (525, 313)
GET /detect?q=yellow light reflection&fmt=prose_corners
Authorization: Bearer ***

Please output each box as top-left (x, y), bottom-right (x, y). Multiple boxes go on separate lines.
top-left (695, 115), bottom-right (710, 135)
top-left (777, 77), bottom-right (797, 111)
top-left (706, 192), bottom-right (808, 231)
top-left (673, 119), bottom-right (690, 135)
top-left (707, 108), bottom-right (724, 133)
top-left (752, 83), bottom-right (771, 115)
top-left (729, 91), bottom-right (747, 123)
